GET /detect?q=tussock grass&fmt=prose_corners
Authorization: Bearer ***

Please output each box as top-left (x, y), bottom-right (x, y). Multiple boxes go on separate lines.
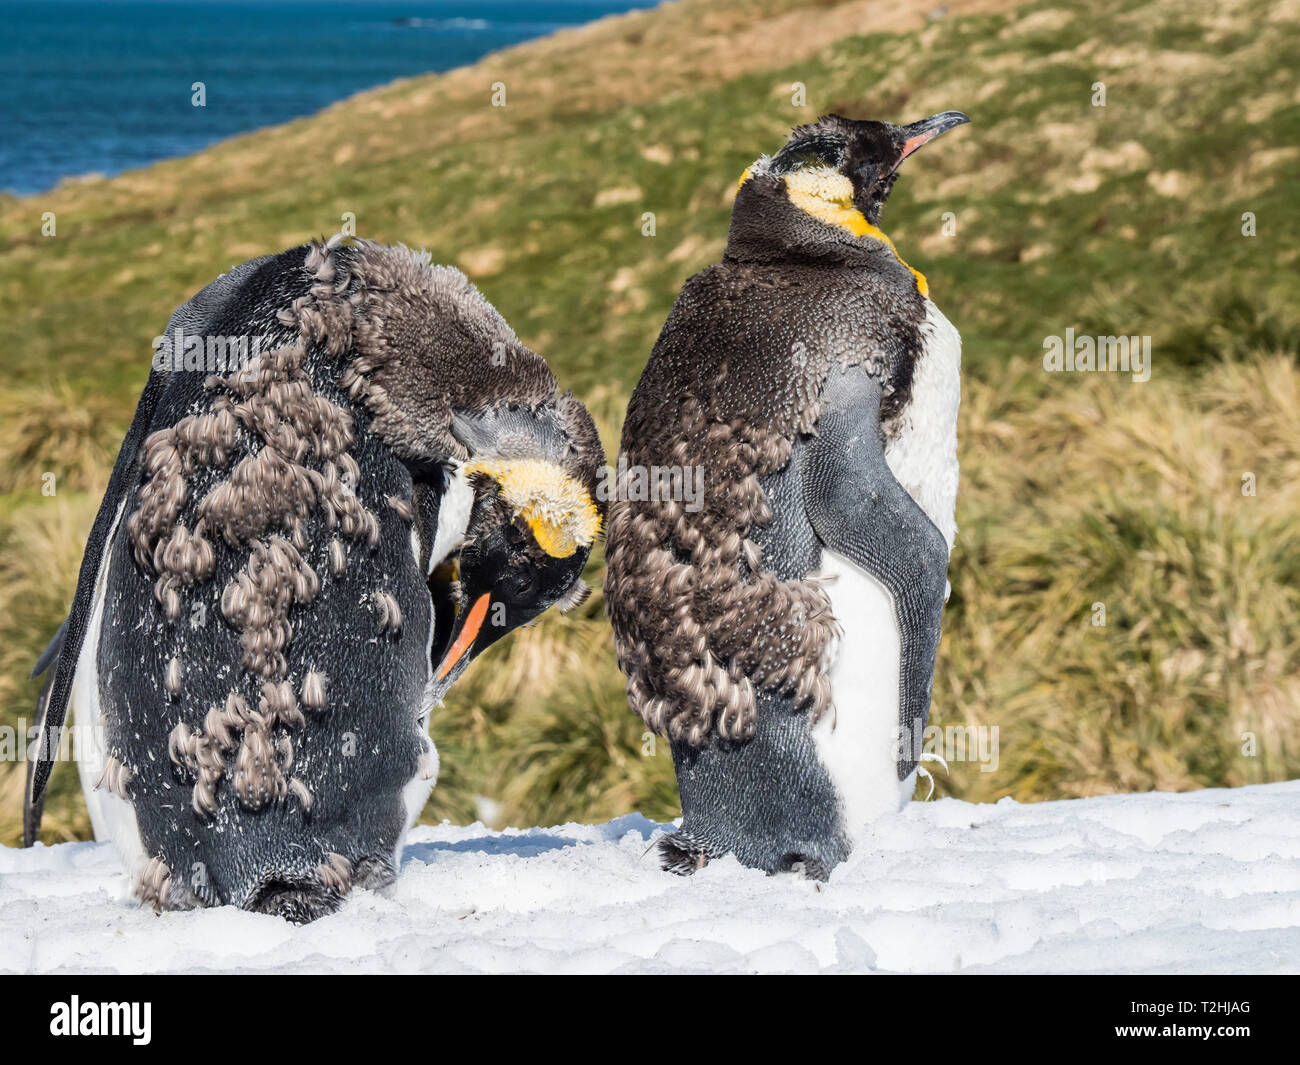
top-left (0, 382), bottom-right (125, 496)
top-left (489, 661), bottom-right (679, 828)
top-left (0, 494), bottom-right (98, 843)
top-left (932, 351), bottom-right (1300, 802)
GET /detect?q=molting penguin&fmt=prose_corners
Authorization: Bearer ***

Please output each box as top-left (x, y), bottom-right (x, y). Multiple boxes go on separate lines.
top-left (605, 112), bottom-right (968, 879)
top-left (24, 236), bottom-right (604, 920)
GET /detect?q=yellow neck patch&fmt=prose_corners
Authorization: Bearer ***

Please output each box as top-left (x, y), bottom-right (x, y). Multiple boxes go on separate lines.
top-left (465, 457), bottom-right (601, 559)
top-left (772, 166), bottom-right (929, 297)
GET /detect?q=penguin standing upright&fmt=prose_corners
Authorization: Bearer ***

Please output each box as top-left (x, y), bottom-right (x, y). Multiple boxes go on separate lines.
top-left (25, 236), bottom-right (604, 920)
top-left (605, 112), bottom-right (969, 878)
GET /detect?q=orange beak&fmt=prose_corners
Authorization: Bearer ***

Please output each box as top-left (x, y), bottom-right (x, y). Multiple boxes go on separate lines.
top-left (436, 593), bottom-right (491, 681)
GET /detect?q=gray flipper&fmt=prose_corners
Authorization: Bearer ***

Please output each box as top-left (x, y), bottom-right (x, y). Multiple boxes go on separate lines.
top-left (801, 365), bottom-right (948, 780)
top-left (23, 620), bottom-right (67, 846)
top-left (30, 617), bottom-right (68, 682)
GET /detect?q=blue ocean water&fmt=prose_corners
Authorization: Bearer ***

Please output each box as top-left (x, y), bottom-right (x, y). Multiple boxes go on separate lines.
top-left (1, 0), bottom-right (653, 196)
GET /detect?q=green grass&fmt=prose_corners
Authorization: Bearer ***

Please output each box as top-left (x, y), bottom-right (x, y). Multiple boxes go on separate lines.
top-left (2, 0), bottom-right (1298, 844)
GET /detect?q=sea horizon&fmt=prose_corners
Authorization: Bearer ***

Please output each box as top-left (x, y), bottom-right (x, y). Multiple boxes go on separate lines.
top-left (1, 0), bottom-right (656, 197)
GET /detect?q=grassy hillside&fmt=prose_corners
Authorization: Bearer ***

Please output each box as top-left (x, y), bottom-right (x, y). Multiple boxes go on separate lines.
top-left (2, 0), bottom-right (1298, 845)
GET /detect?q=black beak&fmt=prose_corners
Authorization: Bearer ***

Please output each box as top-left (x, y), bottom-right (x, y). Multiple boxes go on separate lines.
top-left (893, 110), bottom-right (970, 171)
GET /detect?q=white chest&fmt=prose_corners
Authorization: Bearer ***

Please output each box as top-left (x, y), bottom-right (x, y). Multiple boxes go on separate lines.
top-left (427, 463), bottom-right (474, 574)
top-left (812, 298), bottom-right (962, 841)
top-left (399, 463), bottom-right (473, 854)
top-left (883, 299), bottom-right (962, 550)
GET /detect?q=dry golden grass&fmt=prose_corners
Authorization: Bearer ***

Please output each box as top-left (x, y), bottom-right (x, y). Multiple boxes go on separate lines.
top-left (0, 493), bottom-right (99, 844)
top-left (931, 350), bottom-right (1300, 802)
top-left (0, 383), bottom-right (125, 495)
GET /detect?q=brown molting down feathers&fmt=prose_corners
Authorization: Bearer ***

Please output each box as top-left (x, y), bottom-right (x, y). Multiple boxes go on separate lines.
top-left (553, 578), bottom-right (591, 614)
top-left (219, 536), bottom-right (321, 678)
top-left (168, 680), bottom-right (311, 816)
top-left (136, 856), bottom-right (172, 913)
top-left (317, 851), bottom-right (353, 895)
top-left (605, 259), bottom-right (922, 746)
top-left (327, 538), bottom-right (346, 576)
top-left (385, 494), bottom-right (414, 521)
top-left (374, 591), bottom-right (403, 635)
top-left (132, 237), bottom-right (605, 821)
top-left (337, 243), bottom-right (555, 463)
top-left (339, 241), bottom-right (605, 496)
top-left (606, 394), bottom-right (840, 745)
top-left (95, 756), bottom-right (133, 799)
top-left (300, 668), bottom-right (328, 709)
top-left (164, 655), bottom-right (183, 696)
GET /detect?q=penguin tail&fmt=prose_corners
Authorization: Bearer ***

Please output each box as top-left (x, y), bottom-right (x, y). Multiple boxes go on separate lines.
top-left (655, 831), bottom-right (711, 876)
top-left (246, 878), bottom-right (348, 925)
top-left (243, 854), bottom-right (395, 924)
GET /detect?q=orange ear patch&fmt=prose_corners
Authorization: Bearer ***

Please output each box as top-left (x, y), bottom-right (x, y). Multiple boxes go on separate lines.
top-left (781, 167), bottom-right (929, 297)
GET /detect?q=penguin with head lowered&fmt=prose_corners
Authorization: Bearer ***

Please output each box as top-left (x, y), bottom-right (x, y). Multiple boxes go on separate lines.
top-left (605, 111), bottom-right (969, 879)
top-left (24, 236), bottom-right (604, 921)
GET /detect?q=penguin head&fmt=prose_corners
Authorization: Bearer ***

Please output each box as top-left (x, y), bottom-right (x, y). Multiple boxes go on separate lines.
top-left (428, 399), bottom-right (604, 696)
top-left (729, 111), bottom-right (969, 266)
top-left (770, 111), bottom-right (969, 224)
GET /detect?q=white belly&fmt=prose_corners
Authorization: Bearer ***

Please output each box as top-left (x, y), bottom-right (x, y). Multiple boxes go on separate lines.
top-left (812, 551), bottom-right (915, 840)
top-left (72, 499), bottom-right (149, 876)
top-left (396, 635), bottom-right (440, 867)
top-left (811, 299), bottom-right (961, 841)
top-left (427, 463), bottom-right (473, 574)
top-left (396, 463), bottom-right (469, 860)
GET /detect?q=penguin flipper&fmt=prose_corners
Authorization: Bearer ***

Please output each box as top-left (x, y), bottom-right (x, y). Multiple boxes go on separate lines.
top-left (22, 620), bottom-right (68, 846)
top-left (802, 365), bottom-right (949, 780)
top-left (30, 617), bottom-right (68, 681)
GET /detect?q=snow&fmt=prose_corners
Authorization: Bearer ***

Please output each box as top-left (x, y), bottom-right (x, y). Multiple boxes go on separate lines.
top-left (4, 781), bottom-right (1300, 974)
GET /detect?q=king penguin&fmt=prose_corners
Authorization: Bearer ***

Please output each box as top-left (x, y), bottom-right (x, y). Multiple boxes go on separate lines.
top-left (605, 111), bottom-right (969, 878)
top-left (24, 236), bottom-right (605, 920)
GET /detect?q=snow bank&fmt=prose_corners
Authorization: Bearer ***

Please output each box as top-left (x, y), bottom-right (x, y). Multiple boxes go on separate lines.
top-left (4, 781), bottom-right (1299, 973)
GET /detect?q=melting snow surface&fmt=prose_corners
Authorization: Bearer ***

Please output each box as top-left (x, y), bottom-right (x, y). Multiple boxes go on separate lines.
top-left (4, 781), bottom-right (1299, 973)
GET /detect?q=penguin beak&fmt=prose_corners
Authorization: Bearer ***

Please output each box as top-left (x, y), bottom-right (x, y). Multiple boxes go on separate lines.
top-left (893, 110), bottom-right (970, 171)
top-left (429, 591), bottom-right (494, 700)
top-left (436, 592), bottom-right (491, 681)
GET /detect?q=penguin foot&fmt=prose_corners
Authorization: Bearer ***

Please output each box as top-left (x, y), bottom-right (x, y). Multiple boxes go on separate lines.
top-left (656, 831), bottom-right (711, 876)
